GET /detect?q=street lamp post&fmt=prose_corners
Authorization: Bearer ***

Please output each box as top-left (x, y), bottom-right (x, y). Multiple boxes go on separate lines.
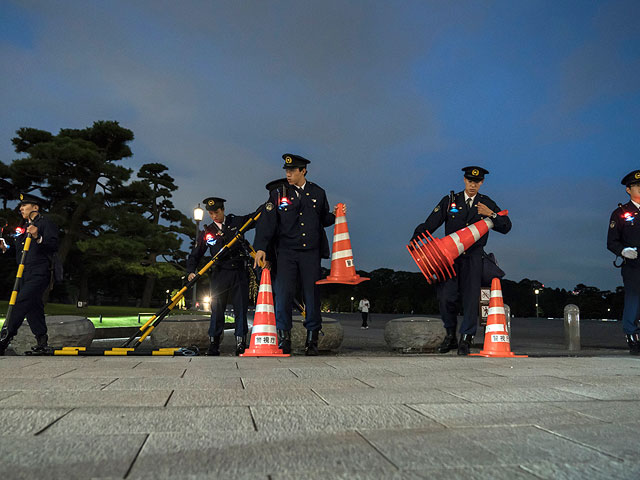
top-left (192, 204), bottom-right (204, 309)
top-left (534, 289), bottom-right (540, 318)
top-left (350, 296), bottom-right (355, 313)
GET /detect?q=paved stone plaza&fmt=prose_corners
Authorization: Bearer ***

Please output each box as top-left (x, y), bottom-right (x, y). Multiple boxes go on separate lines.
top-left (1, 350), bottom-right (639, 479)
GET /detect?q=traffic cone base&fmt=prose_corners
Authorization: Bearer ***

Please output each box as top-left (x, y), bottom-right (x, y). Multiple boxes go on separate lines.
top-left (317, 203), bottom-right (369, 285)
top-left (470, 278), bottom-right (527, 358)
top-left (241, 269), bottom-right (290, 357)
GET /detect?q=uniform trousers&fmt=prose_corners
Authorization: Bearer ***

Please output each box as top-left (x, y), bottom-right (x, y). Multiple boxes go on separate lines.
top-left (209, 267), bottom-right (249, 337)
top-left (4, 272), bottom-right (50, 338)
top-left (274, 248), bottom-right (322, 332)
top-left (437, 254), bottom-right (482, 336)
top-left (621, 265), bottom-right (640, 334)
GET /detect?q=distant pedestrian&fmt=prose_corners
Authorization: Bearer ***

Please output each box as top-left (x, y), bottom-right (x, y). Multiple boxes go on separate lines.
top-left (358, 298), bottom-right (370, 329)
top-left (412, 167), bottom-right (511, 355)
top-left (607, 170), bottom-right (640, 355)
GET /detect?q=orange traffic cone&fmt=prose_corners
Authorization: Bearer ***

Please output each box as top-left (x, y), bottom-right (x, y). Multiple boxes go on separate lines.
top-left (241, 268), bottom-right (289, 357)
top-left (317, 203), bottom-right (369, 285)
top-left (407, 210), bottom-right (508, 284)
top-left (471, 278), bottom-right (527, 358)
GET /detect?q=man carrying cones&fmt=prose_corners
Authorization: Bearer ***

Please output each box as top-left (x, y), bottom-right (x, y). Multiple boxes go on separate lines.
top-left (607, 169), bottom-right (640, 355)
top-left (0, 193), bottom-right (59, 356)
top-left (412, 167), bottom-right (512, 355)
top-left (253, 154), bottom-right (340, 355)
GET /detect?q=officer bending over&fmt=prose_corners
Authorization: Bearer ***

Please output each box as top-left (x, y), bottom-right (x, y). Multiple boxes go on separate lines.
top-left (187, 197), bottom-right (254, 356)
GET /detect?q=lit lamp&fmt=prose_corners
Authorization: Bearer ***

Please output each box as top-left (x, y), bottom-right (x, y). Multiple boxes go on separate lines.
top-left (534, 289), bottom-right (540, 318)
top-left (350, 296), bottom-right (355, 313)
top-left (192, 204), bottom-right (205, 309)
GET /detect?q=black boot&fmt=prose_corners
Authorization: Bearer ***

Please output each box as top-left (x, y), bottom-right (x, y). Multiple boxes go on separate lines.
top-left (626, 334), bottom-right (640, 355)
top-left (438, 328), bottom-right (458, 353)
top-left (0, 328), bottom-right (12, 356)
top-left (235, 335), bottom-right (247, 356)
top-left (457, 334), bottom-right (473, 356)
top-left (305, 330), bottom-right (319, 356)
top-left (29, 334), bottom-right (52, 355)
top-left (207, 336), bottom-right (221, 356)
top-left (277, 330), bottom-right (291, 354)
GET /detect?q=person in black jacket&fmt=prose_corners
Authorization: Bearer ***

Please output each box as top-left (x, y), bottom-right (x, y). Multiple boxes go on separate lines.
top-left (412, 167), bottom-right (512, 355)
top-left (186, 197), bottom-right (254, 356)
top-left (0, 193), bottom-right (59, 355)
top-left (253, 154), bottom-right (339, 355)
top-left (607, 169), bottom-right (640, 355)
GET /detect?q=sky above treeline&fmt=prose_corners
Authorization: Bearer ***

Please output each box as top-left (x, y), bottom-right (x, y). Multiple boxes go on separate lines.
top-left (1, 0), bottom-right (639, 291)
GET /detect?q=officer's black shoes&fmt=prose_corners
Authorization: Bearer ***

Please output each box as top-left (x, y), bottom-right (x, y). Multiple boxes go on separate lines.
top-left (235, 336), bottom-right (247, 356)
top-left (626, 334), bottom-right (640, 355)
top-left (457, 334), bottom-right (473, 356)
top-left (207, 336), bottom-right (221, 356)
top-left (0, 328), bottom-right (12, 356)
top-left (29, 335), bottom-right (52, 356)
top-left (277, 330), bottom-right (291, 354)
top-left (305, 330), bottom-right (320, 356)
top-left (438, 328), bottom-right (458, 353)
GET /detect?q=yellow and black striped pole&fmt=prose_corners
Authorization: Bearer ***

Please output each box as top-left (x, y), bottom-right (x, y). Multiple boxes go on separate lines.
top-left (3, 229), bottom-right (33, 331)
top-left (53, 205), bottom-right (265, 356)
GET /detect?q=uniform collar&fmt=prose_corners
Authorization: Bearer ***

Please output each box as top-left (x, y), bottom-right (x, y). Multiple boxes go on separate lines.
top-left (631, 200), bottom-right (640, 211)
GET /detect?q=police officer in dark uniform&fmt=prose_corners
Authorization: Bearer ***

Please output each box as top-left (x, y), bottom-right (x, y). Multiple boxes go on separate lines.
top-left (412, 167), bottom-right (512, 355)
top-left (0, 193), bottom-right (59, 355)
top-left (607, 170), bottom-right (640, 355)
top-left (253, 154), bottom-right (339, 355)
top-left (186, 197), bottom-right (254, 356)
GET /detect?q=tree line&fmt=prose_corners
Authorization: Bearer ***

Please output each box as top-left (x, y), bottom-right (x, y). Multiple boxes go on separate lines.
top-left (0, 121), bottom-right (625, 317)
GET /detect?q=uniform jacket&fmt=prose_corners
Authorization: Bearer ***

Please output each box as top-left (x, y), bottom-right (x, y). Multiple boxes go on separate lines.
top-left (254, 181), bottom-right (334, 258)
top-left (413, 191), bottom-right (512, 257)
top-left (608, 201), bottom-right (640, 268)
top-left (186, 213), bottom-right (254, 273)
top-left (13, 215), bottom-right (59, 276)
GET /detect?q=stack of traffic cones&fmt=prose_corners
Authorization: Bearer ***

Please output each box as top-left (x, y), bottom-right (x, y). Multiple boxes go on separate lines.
top-left (408, 210), bottom-right (508, 284)
top-left (317, 203), bottom-right (369, 285)
top-left (241, 268), bottom-right (289, 357)
top-left (471, 278), bottom-right (527, 358)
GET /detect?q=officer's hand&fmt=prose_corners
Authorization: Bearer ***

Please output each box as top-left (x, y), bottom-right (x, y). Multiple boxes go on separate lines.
top-left (333, 204), bottom-right (346, 216)
top-left (188, 273), bottom-right (196, 282)
top-left (254, 250), bottom-right (266, 268)
top-left (26, 225), bottom-right (38, 238)
top-left (622, 247), bottom-right (638, 259)
top-left (476, 202), bottom-right (494, 217)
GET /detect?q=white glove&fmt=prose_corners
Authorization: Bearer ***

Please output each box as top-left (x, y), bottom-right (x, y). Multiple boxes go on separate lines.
top-left (622, 247), bottom-right (638, 259)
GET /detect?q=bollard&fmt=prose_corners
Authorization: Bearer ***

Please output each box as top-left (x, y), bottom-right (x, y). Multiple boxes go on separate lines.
top-left (564, 304), bottom-right (580, 351)
top-left (504, 304), bottom-right (511, 337)
top-left (99, 314), bottom-right (102, 324)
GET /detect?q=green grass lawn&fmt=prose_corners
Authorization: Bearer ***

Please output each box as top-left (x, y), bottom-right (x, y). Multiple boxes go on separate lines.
top-left (0, 302), bottom-right (235, 328)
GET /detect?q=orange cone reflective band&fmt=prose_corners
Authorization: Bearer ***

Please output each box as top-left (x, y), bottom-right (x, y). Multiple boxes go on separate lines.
top-left (241, 268), bottom-right (289, 357)
top-left (317, 203), bottom-right (369, 285)
top-left (407, 210), bottom-right (508, 284)
top-left (471, 278), bottom-right (527, 358)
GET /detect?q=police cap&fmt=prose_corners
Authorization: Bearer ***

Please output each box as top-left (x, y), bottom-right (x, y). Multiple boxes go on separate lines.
top-left (282, 153), bottom-right (310, 169)
top-left (202, 197), bottom-right (225, 211)
top-left (18, 192), bottom-right (47, 208)
top-left (462, 166), bottom-right (489, 181)
top-left (265, 178), bottom-right (288, 191)
top-left (621, 170), bottom-right (640, 187)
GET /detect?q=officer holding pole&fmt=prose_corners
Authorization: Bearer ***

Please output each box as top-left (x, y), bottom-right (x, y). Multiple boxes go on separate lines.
top-left (0, 193), bottom-right (59, 355)
top-left (607, 170), bottom-right (640, 355)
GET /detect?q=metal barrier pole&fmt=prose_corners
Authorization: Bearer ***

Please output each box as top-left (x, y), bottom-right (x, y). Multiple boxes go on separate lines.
top-left (504, 304), bottom-right (511, 337)
top-left (564, 304), bottom-right (580, 351)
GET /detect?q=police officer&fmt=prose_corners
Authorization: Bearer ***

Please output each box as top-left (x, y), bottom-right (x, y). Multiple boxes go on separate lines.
top-left (607, 170), bottom-right (640, 355)
top-left (253, 154), bottom-right (339, 355)
top-left (412, 167), bottom-right (512, 355)
top-left (187, 197), bottom-right (254, 356)
top-left (0, 193), bottom-right (59, 355)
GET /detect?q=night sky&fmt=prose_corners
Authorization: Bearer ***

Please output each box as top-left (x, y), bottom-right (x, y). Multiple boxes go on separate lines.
top-left (1, 0), bottom-right (638, 291)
